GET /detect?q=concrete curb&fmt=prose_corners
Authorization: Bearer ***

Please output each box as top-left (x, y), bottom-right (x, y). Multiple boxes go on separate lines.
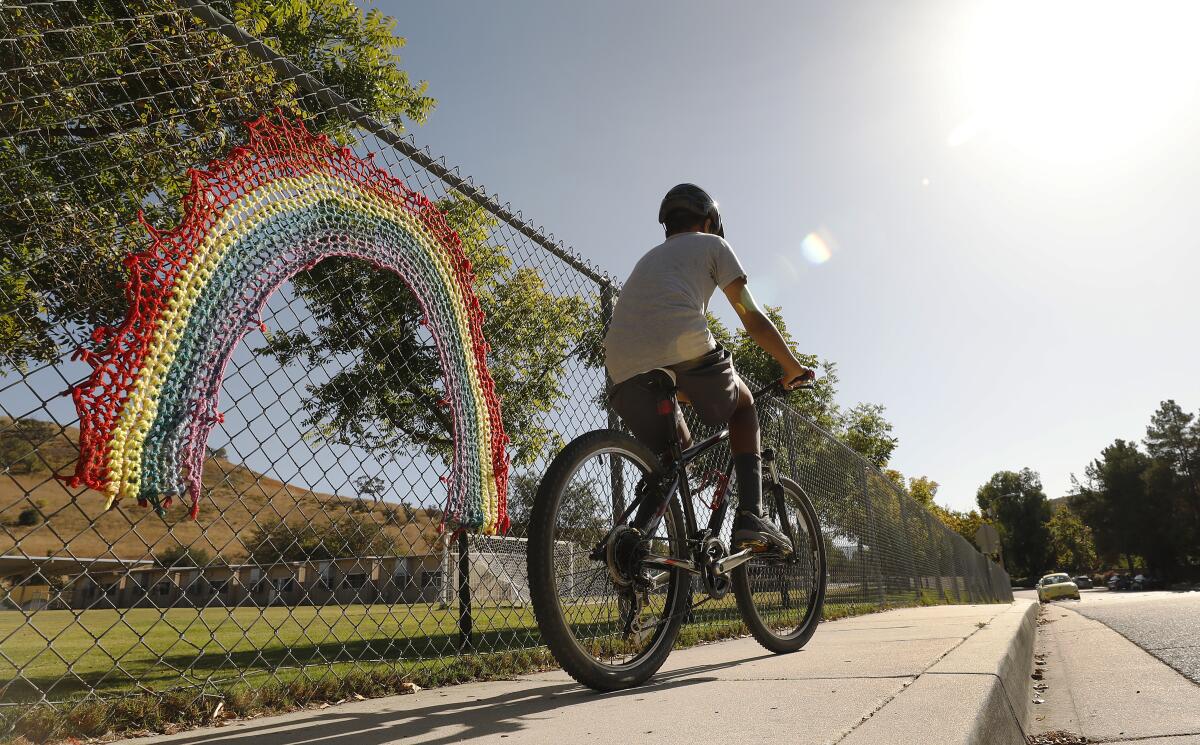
top-left (840, 599), bottom-right (1038, 745)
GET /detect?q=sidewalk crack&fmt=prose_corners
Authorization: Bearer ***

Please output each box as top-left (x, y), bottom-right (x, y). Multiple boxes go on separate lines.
top-left (828, 606), bottom-right (1008, 743)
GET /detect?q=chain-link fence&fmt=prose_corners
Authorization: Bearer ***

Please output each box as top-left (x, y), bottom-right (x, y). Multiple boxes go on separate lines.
top-left (0, 0), bottom-right (1010, 739)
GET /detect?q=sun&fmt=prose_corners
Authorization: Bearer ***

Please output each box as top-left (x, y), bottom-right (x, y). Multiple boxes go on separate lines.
top-left (950, 1), bottom-right (1200, 163)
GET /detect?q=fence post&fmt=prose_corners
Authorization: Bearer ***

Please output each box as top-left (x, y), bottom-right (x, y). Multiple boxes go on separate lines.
top-left (928, 513), bottom-right (946, 601)
top-left (950, 538), bottom-right (965, 602)
top-left (860, 465), bottom-right (886, 606)
top-left (895, 490), bottom-right (918, 603)
top-left (600, 285), bottom-right (626, 520)
top-left (457, 531), bottom-right (472, 650)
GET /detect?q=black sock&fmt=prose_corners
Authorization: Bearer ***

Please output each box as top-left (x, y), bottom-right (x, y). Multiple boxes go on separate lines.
top-left (734, 452), bottom-right (763, 515)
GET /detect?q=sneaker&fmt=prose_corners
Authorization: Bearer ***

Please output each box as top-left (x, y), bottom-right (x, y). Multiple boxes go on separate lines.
top-left (732, 510), bottom-right (793, 554)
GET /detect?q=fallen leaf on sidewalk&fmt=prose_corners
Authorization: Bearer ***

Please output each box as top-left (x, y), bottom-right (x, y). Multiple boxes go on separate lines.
top-left (1026, 732), bottom-right (1088, 744)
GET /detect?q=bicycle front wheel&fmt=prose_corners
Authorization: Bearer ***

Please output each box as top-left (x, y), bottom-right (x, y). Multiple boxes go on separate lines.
top-left (732, 475), bottom-right (827, 653)
top-left (527, 430), bottom-right (690, 691)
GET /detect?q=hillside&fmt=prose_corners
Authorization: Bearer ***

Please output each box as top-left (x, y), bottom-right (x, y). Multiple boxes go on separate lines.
top-left (0, 419), bottom-right (444, 561)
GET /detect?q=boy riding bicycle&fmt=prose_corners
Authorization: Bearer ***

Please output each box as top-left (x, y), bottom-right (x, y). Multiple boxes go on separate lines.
top-left (604, 183), bottom-right (815, 552)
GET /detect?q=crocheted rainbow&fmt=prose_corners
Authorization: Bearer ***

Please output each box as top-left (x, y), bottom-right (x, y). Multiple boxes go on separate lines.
top-left (62, 115), bottom-right (509, 534)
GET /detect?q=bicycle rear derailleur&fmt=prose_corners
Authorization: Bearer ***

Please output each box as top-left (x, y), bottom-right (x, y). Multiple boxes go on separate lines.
top-left (606, 526), bottom-right (658, 644)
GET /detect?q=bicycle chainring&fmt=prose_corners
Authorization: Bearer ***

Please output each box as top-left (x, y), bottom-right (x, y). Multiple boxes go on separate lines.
top-left (701, 536), bottom-right (732, 599)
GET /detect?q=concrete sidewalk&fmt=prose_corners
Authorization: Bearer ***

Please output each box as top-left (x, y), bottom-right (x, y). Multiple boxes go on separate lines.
top-left (121, 600), bottom-right (1035, 745)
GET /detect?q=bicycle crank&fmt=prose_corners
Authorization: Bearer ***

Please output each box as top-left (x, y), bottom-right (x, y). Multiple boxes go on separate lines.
top-left (701, 536), bottom-right (732, 599)
top-left (715, 547), bottom-right (757, 574)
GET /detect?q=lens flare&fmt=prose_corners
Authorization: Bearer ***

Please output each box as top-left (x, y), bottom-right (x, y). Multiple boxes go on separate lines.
top-left (800, 231), bottom-right (833, 265)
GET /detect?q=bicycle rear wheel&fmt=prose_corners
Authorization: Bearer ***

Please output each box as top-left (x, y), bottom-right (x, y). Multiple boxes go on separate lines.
top-left (732, 475), bottom-right (827, 653)
top-left (527, 430), bottom-right (690, 691)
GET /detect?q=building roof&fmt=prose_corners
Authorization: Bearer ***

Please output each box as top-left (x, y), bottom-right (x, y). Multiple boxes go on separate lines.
top-left (0, 554), bottom-right (156, 579)
top-left (0, 550), bottom-right (452, 579)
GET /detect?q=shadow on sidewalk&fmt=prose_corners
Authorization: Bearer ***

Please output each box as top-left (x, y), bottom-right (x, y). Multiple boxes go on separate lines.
top-left (162, 654), bottom-right (775, 745)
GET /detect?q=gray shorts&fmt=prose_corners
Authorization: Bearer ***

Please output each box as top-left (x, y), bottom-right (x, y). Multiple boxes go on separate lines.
top-left (609, 345), bottom-right (740, 455)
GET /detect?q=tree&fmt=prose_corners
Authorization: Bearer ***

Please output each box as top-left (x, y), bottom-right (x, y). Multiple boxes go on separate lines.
top-left (1046, 506), bottom-right (1097, 573)
top-left (1144, 400), bottom-right (1200, 502)
top-left (1072, 425), bottom-right (1197, 579)
top-left (905, 475), bottom-right (939, 506)
top-left (976, 469), bottom-right (1052, 580)
top-left (706, 308), bottom-right (898, 466)
top-left (16, 506), bottom-right (42, 527)
top-left (936, 507), bottom-right (985, 551)
top-left (0, 420), bottom-right (57, 474)
top-left (2, 0), bottom-right (434, 371)
top-left (244, 513), bottom-right (393, 564)
top-left (840, 403), bottom-right (898, 469)
top-left (1071, 439), bottom-right (1149, 571)
top-left (505, 471), bottom-right (609, 542)
top-left (4, 4), bottom-right (600, 472)
top-left (708, 308), bottom-right (840, 431)
top-left (354, 475), bottom-right (387, 501)
top-left (258, 194), bottom-right (595, 467)
top-left (1137, 402), bottom-right (1199, 576)
top-left (155, 544), bottom-right (214, 568)
top-left (890, 472), bottom-right (986, 550)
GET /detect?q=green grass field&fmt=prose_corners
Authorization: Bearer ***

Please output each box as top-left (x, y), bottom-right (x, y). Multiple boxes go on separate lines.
top-left (0, 602), bottom-right (543, 700)
top-left (0, 586), bottom-right (966, 742)
top-left (0, 584), bottom-right (947, 703)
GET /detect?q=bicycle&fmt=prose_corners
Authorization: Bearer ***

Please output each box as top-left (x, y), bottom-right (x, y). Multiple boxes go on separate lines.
top-left (527, 372), bottom-right (828, 691)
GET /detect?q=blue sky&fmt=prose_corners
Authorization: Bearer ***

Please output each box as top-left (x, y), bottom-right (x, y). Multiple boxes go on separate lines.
top-left (376, 0), bottom-right (1200, 512)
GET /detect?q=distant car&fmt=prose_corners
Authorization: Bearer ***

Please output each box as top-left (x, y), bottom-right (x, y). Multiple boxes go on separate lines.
top-left (1037, 573), bottom-right (1080, 602)
top-left (1108, 573), bottom-right (1132, 591)
top-left (1072, 575), bottom-right (1093, 589)
top-left (1132, 573), bottom-right (1161, 591)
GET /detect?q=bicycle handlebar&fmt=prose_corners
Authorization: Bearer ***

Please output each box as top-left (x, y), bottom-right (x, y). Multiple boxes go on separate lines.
top-left (752, 376), bottom-right (815, 400)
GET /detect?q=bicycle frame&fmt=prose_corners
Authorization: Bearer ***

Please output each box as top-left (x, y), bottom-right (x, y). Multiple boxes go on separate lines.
top-left (596, 378), bottom-right (801, 582)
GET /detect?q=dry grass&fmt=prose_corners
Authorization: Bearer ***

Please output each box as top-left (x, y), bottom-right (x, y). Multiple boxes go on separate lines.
top-left (0, 421), bottom-right (441, 561)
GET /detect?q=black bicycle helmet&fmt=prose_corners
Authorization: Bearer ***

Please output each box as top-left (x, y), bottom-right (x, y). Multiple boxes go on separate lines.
top-left (658, 183), bottom-right (723, 237)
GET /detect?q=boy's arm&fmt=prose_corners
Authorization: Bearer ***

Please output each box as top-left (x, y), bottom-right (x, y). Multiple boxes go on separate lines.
top-left (721, 278), bottom-right (815, 389)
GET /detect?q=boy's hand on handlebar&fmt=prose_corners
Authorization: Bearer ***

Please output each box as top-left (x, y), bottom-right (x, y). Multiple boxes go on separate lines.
top-left (781, 362), bottom-right (816, 390)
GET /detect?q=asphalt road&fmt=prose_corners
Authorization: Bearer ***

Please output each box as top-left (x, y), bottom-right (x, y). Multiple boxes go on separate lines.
top-left (1017, 587), bottom-right (1200, 685)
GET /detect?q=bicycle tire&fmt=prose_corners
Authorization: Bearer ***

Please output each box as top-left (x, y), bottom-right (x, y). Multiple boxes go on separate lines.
top-left (528, 429), bottom-right (690, 691)
top-left (732, 475), bottom-right (827, 653)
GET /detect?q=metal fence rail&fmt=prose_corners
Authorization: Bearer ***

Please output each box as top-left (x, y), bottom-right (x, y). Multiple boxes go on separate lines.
top-left (0, 0), bottom-right (1010, 737)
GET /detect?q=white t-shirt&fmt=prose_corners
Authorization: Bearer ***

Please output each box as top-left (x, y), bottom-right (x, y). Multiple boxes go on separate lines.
top-left (604, 232), bottom-right (746, 385)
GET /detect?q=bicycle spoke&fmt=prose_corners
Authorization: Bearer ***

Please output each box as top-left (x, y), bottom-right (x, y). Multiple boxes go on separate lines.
top-left (544, 444), bottom-right (684, 670)
top-left (736, 480), bottom-right (826, 644)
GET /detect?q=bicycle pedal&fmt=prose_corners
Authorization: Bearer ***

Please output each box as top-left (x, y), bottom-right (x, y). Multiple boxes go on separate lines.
top-left (736, 539), bottom-right (770, 552)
